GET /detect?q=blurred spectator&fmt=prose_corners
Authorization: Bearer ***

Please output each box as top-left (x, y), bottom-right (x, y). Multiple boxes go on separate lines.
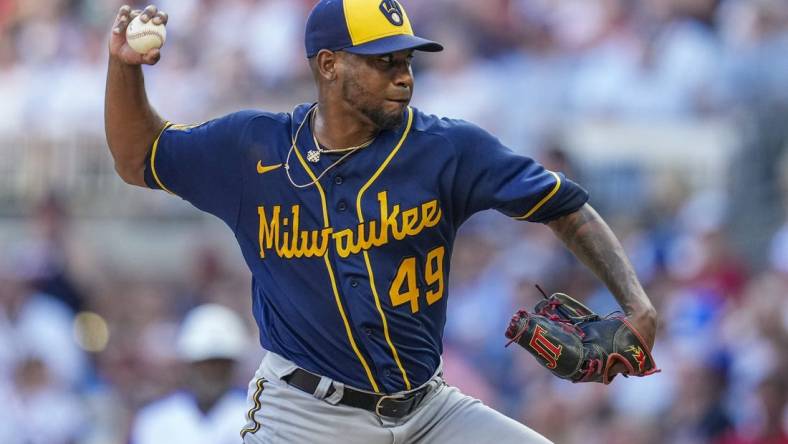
top-left (661, 355), bottom-right (733, 443)
top-left (24, 192), bottom-right (86, 312)
top-left (0, 354), bottom-right (87, 444)
top-left (0, 261), bottom-right (87, 387)
top-left (129, 303), bottom-right (251, 444)
top-left (719, 372), bottom-right (788, 444)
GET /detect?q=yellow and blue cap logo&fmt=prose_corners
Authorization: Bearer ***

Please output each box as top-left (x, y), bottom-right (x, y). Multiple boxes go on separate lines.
top-left (305, 0), bottom-right (443, 58)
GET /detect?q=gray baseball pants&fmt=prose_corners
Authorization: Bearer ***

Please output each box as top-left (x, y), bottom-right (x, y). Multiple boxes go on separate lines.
top-left (240, 352), bottom-right (553, 444)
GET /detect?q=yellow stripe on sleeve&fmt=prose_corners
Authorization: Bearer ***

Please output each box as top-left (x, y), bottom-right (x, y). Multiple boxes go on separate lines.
top-left (516, 171), bottom-right (562, 220)
top-left (149, 121), bottom-right (174, 194)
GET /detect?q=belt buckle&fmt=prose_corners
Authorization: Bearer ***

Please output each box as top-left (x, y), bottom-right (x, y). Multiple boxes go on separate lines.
top-left (374, 393), bottom-right (407, 417)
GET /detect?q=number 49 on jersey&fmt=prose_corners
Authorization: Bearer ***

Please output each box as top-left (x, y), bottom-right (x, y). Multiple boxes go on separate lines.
top-left (388, 246), bottom-right (445, 313)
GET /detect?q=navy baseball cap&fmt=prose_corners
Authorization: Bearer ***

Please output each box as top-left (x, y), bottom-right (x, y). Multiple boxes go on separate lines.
top-left (305, 0), bottom-right (443, 58)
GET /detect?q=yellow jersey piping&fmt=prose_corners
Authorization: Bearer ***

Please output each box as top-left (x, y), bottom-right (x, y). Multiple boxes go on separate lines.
top-left (292, 126), bottom-right (381, 393)
top-left (240, 377), bottom-right (267, 438)
top-left (150, 121), bottom-right (174, 194)
top-left (516, 171), bottom-right (561, 220)
top-left (355, 107), bottom-right (414, 390)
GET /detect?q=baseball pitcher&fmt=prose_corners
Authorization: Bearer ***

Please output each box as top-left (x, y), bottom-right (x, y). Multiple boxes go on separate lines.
top-left (104, 1), bottom-right (659, 443)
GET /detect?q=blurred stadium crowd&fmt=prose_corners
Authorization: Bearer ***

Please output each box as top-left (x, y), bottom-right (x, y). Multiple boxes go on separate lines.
top-left (1, 0), bottom-right (788, 443)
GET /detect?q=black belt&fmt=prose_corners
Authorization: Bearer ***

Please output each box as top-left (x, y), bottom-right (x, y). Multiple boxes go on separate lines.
top-left (283, 368), bottom-right (435, 419)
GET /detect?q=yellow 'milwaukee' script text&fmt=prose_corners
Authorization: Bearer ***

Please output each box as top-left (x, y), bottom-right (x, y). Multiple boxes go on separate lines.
top-left (258, 191), bottom-right (442, 259)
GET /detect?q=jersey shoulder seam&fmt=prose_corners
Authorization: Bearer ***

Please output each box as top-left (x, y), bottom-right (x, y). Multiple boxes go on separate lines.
top-left (232, 113), bottom-right (257, 232)
top-left (409, 114), bottom-right (480, 154)
top-left (231, 110), bottom-right (291, 232)
top-left (409, 118), bottom-right (466, 228)
top-left (243, 110), bottom-right (292, 125)
top-left (409, 119), bottom-right (461, 153)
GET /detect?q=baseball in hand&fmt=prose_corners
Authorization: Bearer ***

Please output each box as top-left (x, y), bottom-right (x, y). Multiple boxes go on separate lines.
top-left (125, 15), bottom-right (166, 54)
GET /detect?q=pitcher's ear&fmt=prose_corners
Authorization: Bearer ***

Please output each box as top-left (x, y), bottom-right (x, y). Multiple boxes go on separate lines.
top-left (315, 49), bottom-right (338, 82)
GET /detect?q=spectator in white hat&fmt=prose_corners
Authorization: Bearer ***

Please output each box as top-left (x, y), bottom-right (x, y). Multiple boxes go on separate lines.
top-left (130, 304), bottom-right (251, 444)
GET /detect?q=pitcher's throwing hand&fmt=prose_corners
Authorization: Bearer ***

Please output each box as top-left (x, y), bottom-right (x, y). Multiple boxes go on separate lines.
top-left (109, 5), bottom-right (168, 66)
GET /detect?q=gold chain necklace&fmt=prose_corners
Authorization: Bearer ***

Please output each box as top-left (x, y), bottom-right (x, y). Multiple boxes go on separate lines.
top-left (307, 106), bottom-right (375, 163)
top-left (285, 106), bottom-right (373, 189)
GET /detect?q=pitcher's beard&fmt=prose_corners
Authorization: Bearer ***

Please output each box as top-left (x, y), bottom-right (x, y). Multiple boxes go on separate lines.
top-left (361, 105), bottom-right (404, 131)
top-left (342, 76), bottom-right (406, 131)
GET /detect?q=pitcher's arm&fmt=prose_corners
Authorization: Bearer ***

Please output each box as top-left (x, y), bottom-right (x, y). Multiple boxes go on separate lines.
top-left (547, 203), bottom-right (658, 349)
top-left (104, 5), bottom-right (168, 187)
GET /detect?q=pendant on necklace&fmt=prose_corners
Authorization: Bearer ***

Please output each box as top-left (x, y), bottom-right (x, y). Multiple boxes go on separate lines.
top-left (307, 150), bottom-right (321, 163)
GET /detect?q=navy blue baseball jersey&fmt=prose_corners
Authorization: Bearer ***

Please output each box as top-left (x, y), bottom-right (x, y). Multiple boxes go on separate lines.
top-left (144, 104), bottom-right (588, 393)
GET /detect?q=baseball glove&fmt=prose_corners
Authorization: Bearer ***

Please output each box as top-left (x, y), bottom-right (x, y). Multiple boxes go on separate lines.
top-left (505, 287), bottom-right (659, 384)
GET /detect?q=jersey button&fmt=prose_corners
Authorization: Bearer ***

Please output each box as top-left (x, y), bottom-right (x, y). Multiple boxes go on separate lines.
top-left (364, 328), bottom-right (372, 336)
top-left (337, 200), bottom-right (348, 212)
top-left (350, 280), bottom-right (359, 288)
top-left (334, 176), bottom-right (344, 185)
top-left (385, 369), bottom-right (392, 377)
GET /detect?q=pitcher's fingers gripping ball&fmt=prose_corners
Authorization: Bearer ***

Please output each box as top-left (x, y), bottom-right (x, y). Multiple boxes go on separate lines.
top-left (505, 288), bottom-right (659, 384)
top-left (125, 5), bottom-right (167, 54)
